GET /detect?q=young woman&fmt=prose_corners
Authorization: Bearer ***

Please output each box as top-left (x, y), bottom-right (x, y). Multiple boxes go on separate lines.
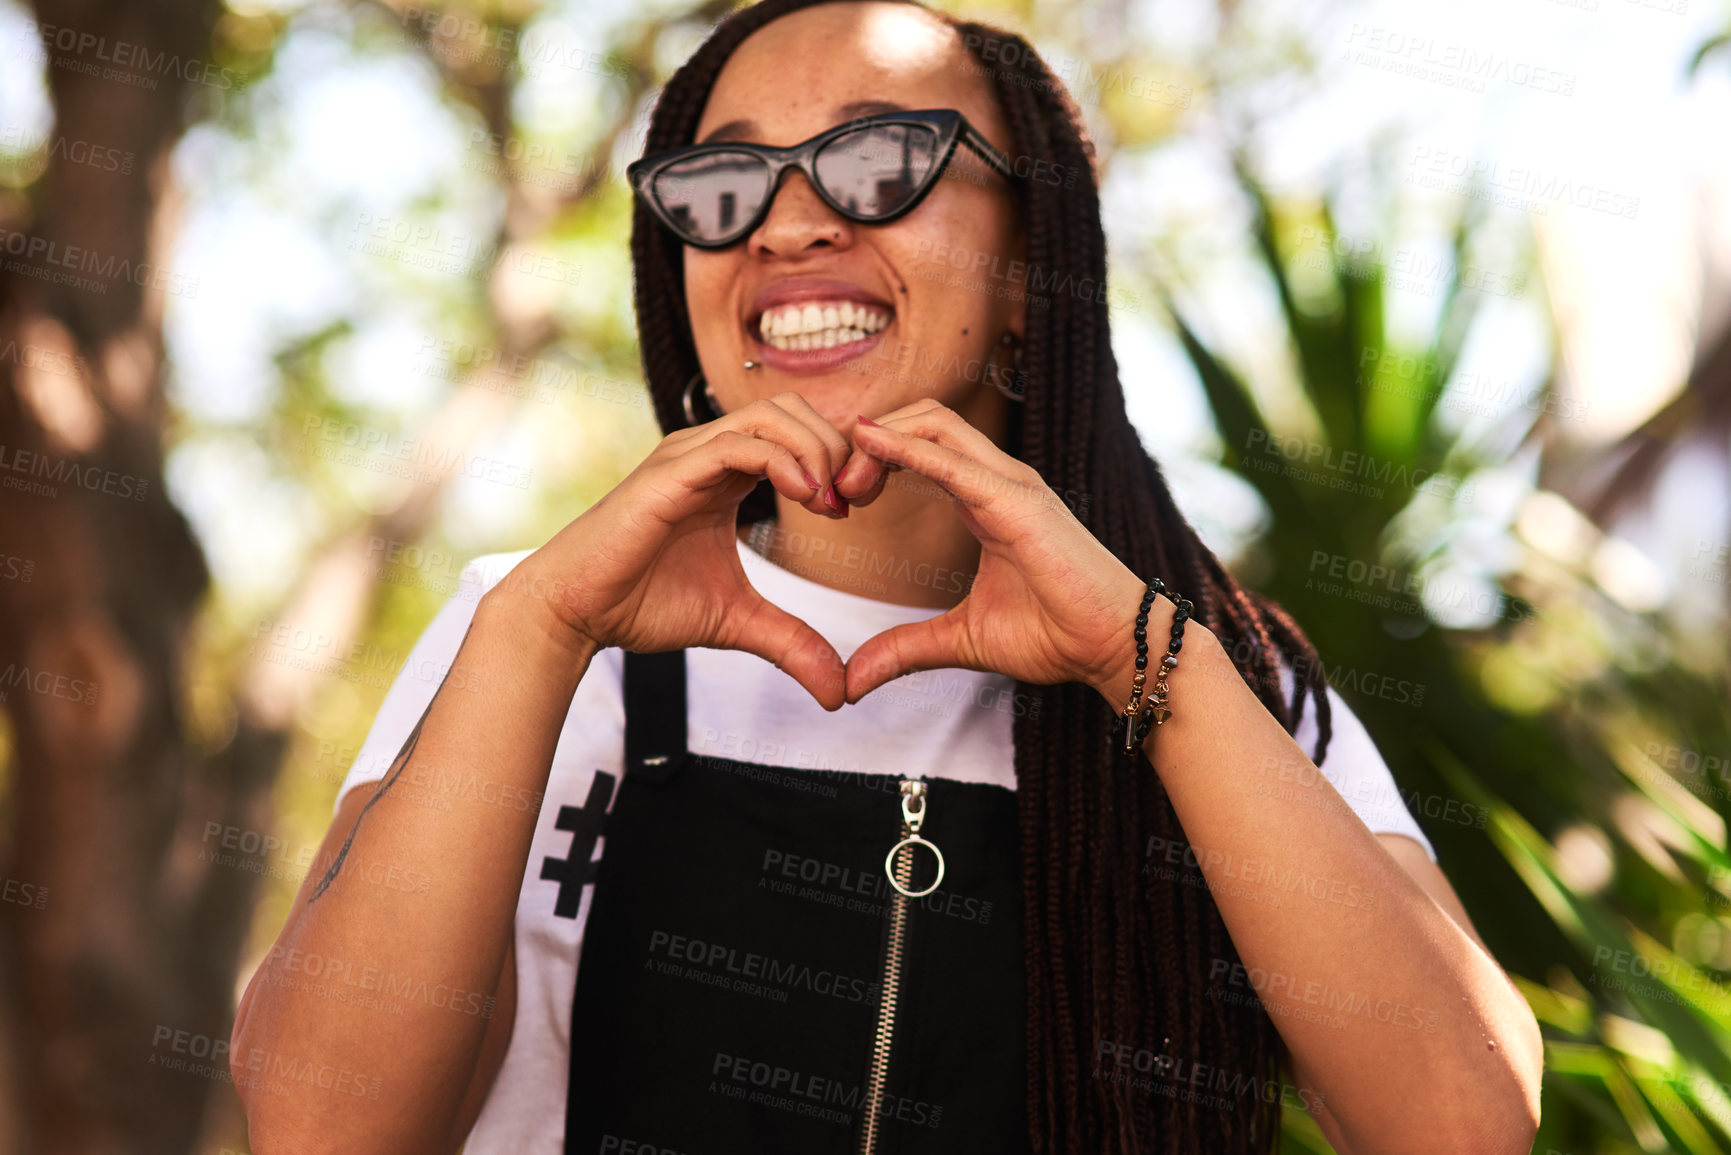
top-left (232, 0), bottom-right (1544, 1152)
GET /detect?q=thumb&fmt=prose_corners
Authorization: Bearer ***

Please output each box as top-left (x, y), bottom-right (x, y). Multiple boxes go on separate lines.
top-left (722, 594), bottom-right (847, 711)
top-left (844, 613), bottom-right (967, 705)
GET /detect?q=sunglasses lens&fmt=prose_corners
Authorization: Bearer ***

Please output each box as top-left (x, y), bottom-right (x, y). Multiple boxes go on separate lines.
top-left (814, 124), bottom-right (942, 218)
top-left (652, 150), bottom-right (770, 243)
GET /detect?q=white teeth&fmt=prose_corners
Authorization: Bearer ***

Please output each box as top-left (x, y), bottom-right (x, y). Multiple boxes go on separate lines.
top-left (754, 299), bottom-right (893, 351)
top-left (764, 325), bottom-right (880, 351)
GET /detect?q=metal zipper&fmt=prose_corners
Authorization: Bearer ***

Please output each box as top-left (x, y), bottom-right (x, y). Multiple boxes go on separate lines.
top-left (858, 779), bottom-right (945, 1155)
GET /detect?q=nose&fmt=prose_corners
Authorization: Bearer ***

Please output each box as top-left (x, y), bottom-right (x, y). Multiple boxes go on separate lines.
top-left (746, 167), bottom-right (855, 258)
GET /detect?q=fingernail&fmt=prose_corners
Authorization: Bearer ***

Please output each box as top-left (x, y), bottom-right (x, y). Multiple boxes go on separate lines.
top-left (857, 414), bottom-right (879, 427)
top-left (801, 469), bottom-right (820, 490)
top-left (823, 485), bottom-right (840, 513)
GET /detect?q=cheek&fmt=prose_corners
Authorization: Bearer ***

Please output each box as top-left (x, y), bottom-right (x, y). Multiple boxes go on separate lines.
top-left (891, 199), bottom-right (1018, 310)
top-left (685, 254), bottom-right (737, 332)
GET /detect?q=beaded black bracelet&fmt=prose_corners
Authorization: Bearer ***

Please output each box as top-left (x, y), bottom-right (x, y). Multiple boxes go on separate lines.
top-left (1115, 578), bottom-right (1191, 755)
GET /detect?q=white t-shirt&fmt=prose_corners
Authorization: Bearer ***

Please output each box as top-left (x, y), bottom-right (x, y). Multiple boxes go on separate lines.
top-left (334, 535), bottom-right (1437, 1153)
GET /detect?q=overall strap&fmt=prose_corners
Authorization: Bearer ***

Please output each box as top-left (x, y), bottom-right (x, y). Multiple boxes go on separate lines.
top-left (622, 649), bottom-right (688, 781)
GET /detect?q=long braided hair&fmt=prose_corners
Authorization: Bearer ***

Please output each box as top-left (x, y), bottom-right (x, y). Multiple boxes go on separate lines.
top-left (628, 1), bottom-right (1336, 1149)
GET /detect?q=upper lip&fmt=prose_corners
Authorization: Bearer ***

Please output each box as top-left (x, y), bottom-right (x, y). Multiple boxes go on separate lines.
top-left (745, 276), bottom-right (896, 332)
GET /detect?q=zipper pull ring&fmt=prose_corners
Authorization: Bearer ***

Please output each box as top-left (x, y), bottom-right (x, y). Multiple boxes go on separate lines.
top-left (886, 780), bottom-right (945, 899)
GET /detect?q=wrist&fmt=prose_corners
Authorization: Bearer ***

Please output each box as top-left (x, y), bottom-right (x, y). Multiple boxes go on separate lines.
top-left (1087, 587), bottom-right (1217, 717)
top-left (476, 565), bottom-right (602, 668)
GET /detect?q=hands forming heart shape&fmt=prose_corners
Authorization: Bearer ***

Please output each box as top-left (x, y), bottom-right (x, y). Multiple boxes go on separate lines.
top-left (519, 394), bottom-right (1176, 714)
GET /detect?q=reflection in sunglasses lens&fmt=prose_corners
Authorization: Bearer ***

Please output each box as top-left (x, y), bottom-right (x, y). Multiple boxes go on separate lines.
top-left (655, 124), bottom-right (945, 243)
top-left (815, 125), bottom-right (939, 217)
top-left (655, 150), bottom-right (769, 243)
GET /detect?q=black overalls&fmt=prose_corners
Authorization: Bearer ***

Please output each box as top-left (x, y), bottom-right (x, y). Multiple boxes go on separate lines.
top-left (554, 649), bottom-right (1032, 1154)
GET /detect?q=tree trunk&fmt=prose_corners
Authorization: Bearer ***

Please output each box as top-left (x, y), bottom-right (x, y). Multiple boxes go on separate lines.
top-left (0, 0), bottom-right (234, 1150)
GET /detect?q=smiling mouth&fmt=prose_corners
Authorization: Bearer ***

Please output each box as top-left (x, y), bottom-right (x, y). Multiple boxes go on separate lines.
top-left (753, 300), bottom-right (894, 351)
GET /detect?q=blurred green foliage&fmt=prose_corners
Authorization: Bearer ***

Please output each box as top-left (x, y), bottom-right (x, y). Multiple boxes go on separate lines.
top-left (1172, 145), bottom-right (1731, 1155)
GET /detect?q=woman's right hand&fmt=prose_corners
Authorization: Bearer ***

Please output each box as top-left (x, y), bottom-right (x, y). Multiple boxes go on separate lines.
top-left (505, 391), bottom-right (854, 710)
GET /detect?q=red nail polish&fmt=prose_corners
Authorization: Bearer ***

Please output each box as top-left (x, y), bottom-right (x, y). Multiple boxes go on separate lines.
top-left (857, 414), bottom-right (879, 427)
top-left (823, 485), bottom-right (840, 513)
top-left (802, 470), bottom-right (820, 490)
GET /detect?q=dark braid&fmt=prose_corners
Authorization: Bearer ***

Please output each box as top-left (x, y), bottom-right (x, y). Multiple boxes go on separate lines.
top-left (628, 2), bottom-right (1337, 1150)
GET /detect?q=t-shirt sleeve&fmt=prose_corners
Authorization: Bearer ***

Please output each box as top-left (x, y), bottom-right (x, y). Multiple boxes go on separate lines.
top-left (333, 556), bottom-right (495, 814)
top-left (1290, 681), bottom-right (1438, 863)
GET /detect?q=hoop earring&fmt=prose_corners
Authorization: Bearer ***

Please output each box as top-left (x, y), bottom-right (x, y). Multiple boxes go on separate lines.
top-left (682, 371), bottom-right (723, 426)
top-left (994, 334), bottom-right (1027, 403)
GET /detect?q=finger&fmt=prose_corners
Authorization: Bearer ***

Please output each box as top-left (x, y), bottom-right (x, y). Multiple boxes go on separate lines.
top-left (847, 422), bottom-right (1007, 512)
top-left (832, 435), bottom-right (890, 506)
top-left (713, 398), bottom-right (847, 518)
top-left (667, 430), bottom-right (821, 512)
top-left (833, 408), bottom-right (934, 505)
top-left (843, 612), bottom-right (969, 704)
top-left (848, 396), bottom-right (946, 426)
top-left (838, 449), bottom-right (937, 510)
top-left (839, 402), bottom-right (1029, 507)
top-left (852, 418), bottom-right (1070, 526)
top-left (833, 402), bottom-right (944, 503)
top-left (766, 391), bottom-right (853, 484)
top-left (765, 392), bottom-right (855, 515)
top-left (722, 593), bottom-right (847, 711)
top-left (869, 403), bottom-right (1038, 486)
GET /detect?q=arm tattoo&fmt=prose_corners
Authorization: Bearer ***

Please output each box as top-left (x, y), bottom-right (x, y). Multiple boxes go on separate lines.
top-left (308, 622), bottom-right (475, 904)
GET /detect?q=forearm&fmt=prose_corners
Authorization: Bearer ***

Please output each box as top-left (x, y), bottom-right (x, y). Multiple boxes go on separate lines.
top-left (1094, 617), bottom-right (1541, 1153)
top-left (234, 586), bottom-right (595, 1154)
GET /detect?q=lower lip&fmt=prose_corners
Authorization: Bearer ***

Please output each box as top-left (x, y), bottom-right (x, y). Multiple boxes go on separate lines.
top-left (748, 320), bottom-right (892, 373)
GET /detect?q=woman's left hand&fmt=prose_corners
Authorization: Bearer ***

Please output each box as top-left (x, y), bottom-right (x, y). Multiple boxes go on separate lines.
top-left (833, 399), bottom-right (1196, 705)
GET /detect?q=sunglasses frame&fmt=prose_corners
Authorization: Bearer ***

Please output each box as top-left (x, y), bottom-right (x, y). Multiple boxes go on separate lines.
top-left (627, 108), bottom-right (1021, 249)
